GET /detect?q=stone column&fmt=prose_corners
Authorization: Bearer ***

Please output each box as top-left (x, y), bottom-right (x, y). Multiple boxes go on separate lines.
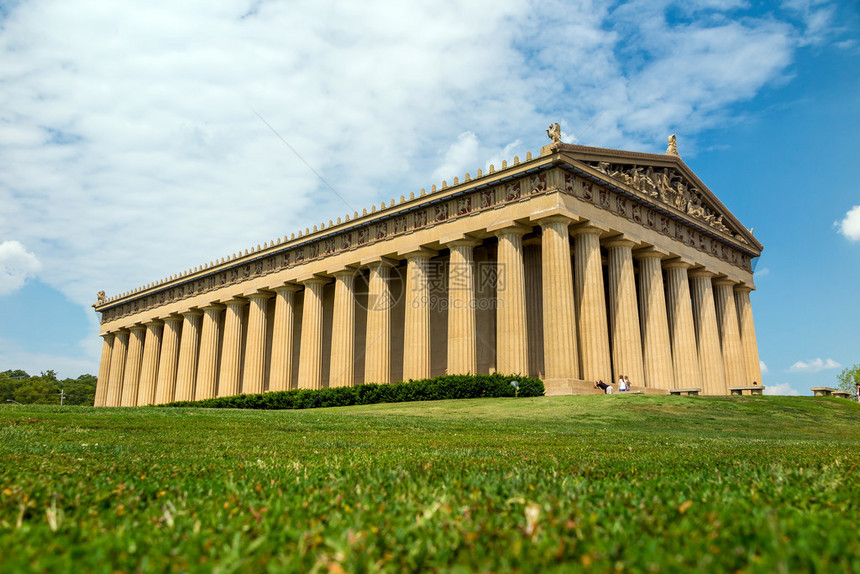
top-left (735, 285), bottom-right (764, 385)
top-left (446, 239), bottom-right (480, 375)
top-left (242, 292), bottom-right (271, 395)
top-left (635, 249), bottom-right (674, 390)
top-left (689, 270), bottom-right (727, 395)
top-left (402, 251), bottom-right (434, 381)
top-left (94, 333), bottom-right (114, 407)
top-left (606, 238), bottom-right (645, 387)
top-left (714, 279), bottom-right (746, 389)
top-left (539, 217), bottom-right (579, 381)
top-left (137, 320), bottom-right (163, 406)
top-left (572, 225), bottom-right (611, 383)
top-left (298, 278), bottom-right (327, 389)
top-left (195, 304), bottom-right (224, 400)
top-left (664, 261), bottom-right (702, 389)
top-left (218, 298), bottom-right (246, 397)
top-left (105, 329), bottom-right (129, 407)
top-left (330, 270), bottom-right (356, 387)
top-left (365, 260), bottom-right (395, 384)
top-left (174, 310), bottom-right (203, 402)
top-left (120, 325), bottom-right (146, 407)
top-left (269, 285), bottom-right (299, 392)
top-left (523, 238), bottom-right (544, 379)
top-left (494, 225), bottom-right (529, 376)
top-left (154, 316), bottom-right (182, 404)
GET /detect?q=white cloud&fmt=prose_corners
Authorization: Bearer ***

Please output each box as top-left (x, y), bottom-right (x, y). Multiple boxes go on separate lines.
top-left (764, 382), bottom-right (801, 396)
top-left (788, 358), bottom-right (842, 372)
top-left (0, 0), bottom-right (822, 324)
top-left (837, 206), bottom-right (860, 241)
top-left (431, 131), bottom-right (481, 185)
top-left (759, 360), bottom-right (769, 375)
top-left (0, 240), bottom-right (41, 296)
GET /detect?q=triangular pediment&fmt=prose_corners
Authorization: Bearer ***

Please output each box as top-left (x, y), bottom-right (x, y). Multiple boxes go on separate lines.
top-left (549, 143), bottom-right (761, 251)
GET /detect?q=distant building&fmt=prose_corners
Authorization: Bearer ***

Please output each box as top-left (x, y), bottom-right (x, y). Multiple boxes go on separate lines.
top-left (93, 128), bottom-right (763, 405)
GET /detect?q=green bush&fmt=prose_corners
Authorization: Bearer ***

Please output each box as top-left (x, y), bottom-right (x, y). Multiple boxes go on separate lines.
top-left (163, 373), bottom-right (543, 410)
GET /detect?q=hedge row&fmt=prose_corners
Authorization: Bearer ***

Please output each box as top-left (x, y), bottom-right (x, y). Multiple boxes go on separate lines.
top-left (163, 374), bottom-right (544, 410)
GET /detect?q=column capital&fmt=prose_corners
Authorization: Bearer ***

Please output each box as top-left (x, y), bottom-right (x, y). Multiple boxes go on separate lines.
top-left (359, 256), bottom-right (399, 269)
top-left (633, 246), bottom-right (671, 260)
top-left (440, 232), bottom-right (481, 248)
top-left (273, 283), bottom-right (302, 293)
top-left (400, 247), bottom-right (438, 260)
top-left (180, 309), bottom-right (204, 317)
top-left (536, 214), bottom-right (576, 227)
top-left (243, 290), bottom-right (274, 301)
top-left (603, 236), bottom-right (638, 250)
top-left (298, 275), bottom-right (331, 286)
top-left (329, 267), bottom-right (359, 278)
top-left (529, 208), bottom-right (580, 225)
top-left (570, 221), bottom-right (610, 237)
top-left (219, 296), bottom-right (248, 306)
top-left (688, 268), bottom-right (716, 279)
top-left (487, 221), bottom-right (531, 236)
top-left (663, 257), bottom-right (695, 270)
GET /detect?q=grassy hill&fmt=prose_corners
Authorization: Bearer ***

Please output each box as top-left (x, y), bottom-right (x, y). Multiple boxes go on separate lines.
top-left (1, 395), bottom-right (859, 572)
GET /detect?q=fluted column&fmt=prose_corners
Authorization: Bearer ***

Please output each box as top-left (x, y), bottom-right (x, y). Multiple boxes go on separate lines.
top-left (137, 320), bottom-right (162, 406)
top-left (242, 292), bottom-right (271, 395)
top-left (735, 285), bottom-right (764, 385)
top-left (154, 316), bottom-right (182, 404)
top-left (635, 250), bottom-right (674, 389)
top-left (690, 270), bottom-right (726, 395)
top-left (714, 279), bottom-right (746, 388)
top-left (365, 260), bottom-right (395, 384)
top-left (218, 298), bottom-right (246, 397)
top-left (402, 251), bottom-right (435, 380)
top-left (94, 333), bottom-right (114, 407)
top-left (494, 225), bottom-right (529, 375)
top-left (606, 238), bottom-right (645, 387)
top-left (195, 304), bottom-right (223, 400)
top-left (120, 325), bottom-right (146, 407)
top-left (174, 310), bottom-right (203, 401)
top-left (330, 271), bottom-right (357, 387)
top-left (105, 329), bottom-right (129, 407)
top-left (539, 217), bottom-right (579, 380)
top-left (664, 261), bottom-right (702, 389)
top-left (572, 225), bottom-right (611, 383)
top-left (269, 285), bottom-right (299, 392)
top-left (446, 239), bottom-right (480, 375)
top-left (298, 278), bottom-right (327, 389)
top-left (523, 239), bottom-right (544, 379)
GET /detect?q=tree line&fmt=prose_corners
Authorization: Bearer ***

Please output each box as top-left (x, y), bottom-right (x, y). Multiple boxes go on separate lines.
top-left (0, 370), bottom-right (96, 406)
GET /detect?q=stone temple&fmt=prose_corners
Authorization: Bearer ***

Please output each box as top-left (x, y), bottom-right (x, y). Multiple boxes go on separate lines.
top-left (92, 127), bottom-right (764, 405)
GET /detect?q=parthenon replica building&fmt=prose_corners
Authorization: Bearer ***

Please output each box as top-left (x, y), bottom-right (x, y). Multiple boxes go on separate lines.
top-left (93, 128), bottom-right (764, 405)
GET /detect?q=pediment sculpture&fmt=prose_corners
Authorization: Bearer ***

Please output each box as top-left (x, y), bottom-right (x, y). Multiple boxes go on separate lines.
top-left (586, 161), bottom-right (748, 244)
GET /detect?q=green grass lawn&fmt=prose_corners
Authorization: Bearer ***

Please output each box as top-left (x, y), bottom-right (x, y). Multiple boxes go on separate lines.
top-left (1, 395), bottom-right (859, 572)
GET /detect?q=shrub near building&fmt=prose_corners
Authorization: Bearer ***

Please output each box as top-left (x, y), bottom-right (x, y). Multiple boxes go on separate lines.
top-left (165, 374), bottom-right (544, 410)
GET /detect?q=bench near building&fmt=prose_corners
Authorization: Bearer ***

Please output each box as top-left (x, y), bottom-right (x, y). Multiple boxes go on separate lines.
top-left (92, 127), bottom-right (764, 405)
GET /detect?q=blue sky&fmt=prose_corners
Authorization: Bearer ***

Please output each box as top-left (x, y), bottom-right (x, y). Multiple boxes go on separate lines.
top-left (0, 0), bottom-right (857, 395)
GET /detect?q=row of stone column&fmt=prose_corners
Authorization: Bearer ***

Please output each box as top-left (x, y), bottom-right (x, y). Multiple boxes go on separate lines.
top-left (95, 216), bottom-right (763, 405)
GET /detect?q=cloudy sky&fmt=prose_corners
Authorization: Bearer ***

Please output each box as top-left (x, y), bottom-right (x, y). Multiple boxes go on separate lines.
top-left (1, 0), bottom-right (857, 395)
